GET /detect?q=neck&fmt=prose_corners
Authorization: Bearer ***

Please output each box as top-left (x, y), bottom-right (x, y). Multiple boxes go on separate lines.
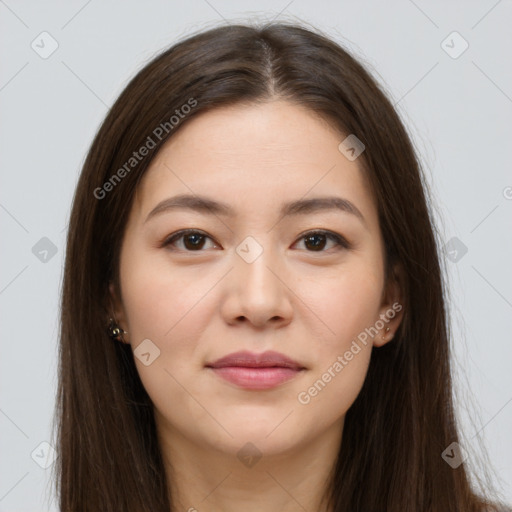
top-left (156, 417), bottom-right (343, 512)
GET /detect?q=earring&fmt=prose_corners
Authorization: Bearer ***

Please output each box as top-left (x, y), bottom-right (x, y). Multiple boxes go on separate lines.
top-left (108, 318), bottom-right (128, 342)
top-left (382, 326), bottom-right (391, 341)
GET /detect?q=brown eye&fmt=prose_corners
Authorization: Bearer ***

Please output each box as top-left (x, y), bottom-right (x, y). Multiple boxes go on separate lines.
top-left (295, 230), bottom-right (350, 252)
top-left (304, 233), bottom-right (328, 251)
top-left (163, 230), bottom-right (216, 251)
top-left (182, 232), bottom-right (206, 250)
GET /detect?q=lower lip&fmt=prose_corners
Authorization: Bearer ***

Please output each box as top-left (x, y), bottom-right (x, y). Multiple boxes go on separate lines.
top-left (208, 366), bottom-right (303, 390)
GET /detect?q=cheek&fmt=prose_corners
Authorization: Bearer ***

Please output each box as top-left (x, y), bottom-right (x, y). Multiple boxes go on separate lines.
top-left (293, 260), bottom-right (382, 418)
top-left (119, 252), bottom-right (217, 421)
top-left (117, 245), bottom-right (218, 400)
top-left (301, 258), bottom-right (383, 352)
top-left (294, 290), bottom-right (377, 425)
top-left (296, 342), bottom-right (372, 430)
top-left (120, 249), bottom-right (215, 344)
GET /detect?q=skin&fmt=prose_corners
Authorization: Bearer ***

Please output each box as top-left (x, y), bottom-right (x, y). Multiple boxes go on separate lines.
top-left (110, 100), bottom-right (404, 512)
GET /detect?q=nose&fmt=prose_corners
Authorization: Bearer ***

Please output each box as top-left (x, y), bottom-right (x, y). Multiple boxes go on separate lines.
top-left (220, 241), bottom-right (294, 329)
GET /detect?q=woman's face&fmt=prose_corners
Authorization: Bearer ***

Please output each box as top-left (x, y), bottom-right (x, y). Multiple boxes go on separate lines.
top-left (111, 100), bottom-right (403, 459)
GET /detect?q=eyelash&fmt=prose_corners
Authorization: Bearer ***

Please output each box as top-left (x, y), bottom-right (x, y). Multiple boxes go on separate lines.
top-left (161, 229), bottom-right (351, 253)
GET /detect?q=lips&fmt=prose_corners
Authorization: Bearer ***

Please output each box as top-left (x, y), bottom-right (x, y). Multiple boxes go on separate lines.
top-left (205, 350), bottom-right (305, 370)
top-left (205, 350), bottom-right (306, 390)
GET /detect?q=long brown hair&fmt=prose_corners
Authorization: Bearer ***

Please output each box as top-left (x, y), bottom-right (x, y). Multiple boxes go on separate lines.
top-left (52, 21), bottom-right (507, 511)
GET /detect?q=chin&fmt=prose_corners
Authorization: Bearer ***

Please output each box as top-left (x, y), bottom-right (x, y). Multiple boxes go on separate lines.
top-left (207, 429), bottom-right (304, 461)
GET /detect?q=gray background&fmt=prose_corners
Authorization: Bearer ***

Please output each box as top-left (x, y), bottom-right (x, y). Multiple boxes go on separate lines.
top-left (1, 1), bottom-right (511, 510)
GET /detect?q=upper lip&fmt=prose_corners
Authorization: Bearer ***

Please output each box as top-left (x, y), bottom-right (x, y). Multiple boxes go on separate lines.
top-left (206, 350), bottom-right (305, 370)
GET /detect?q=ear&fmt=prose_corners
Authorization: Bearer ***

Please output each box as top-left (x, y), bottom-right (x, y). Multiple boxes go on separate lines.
top-left (108, 281), bottom-right (130, 344)
top-left (373, 263), bottom-right (405, 348)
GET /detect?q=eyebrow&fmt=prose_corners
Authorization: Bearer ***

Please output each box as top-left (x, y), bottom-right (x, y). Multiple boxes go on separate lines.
top-left (144, 193), bottom-right (367, 227)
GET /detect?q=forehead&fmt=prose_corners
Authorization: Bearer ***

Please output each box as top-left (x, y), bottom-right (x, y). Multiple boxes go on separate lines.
top-left (132, 100), bottom-right (378, 228)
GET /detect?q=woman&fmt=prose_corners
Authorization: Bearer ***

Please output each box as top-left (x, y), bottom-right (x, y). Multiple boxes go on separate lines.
top-left (52, 22), bottom-right (508, 511)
